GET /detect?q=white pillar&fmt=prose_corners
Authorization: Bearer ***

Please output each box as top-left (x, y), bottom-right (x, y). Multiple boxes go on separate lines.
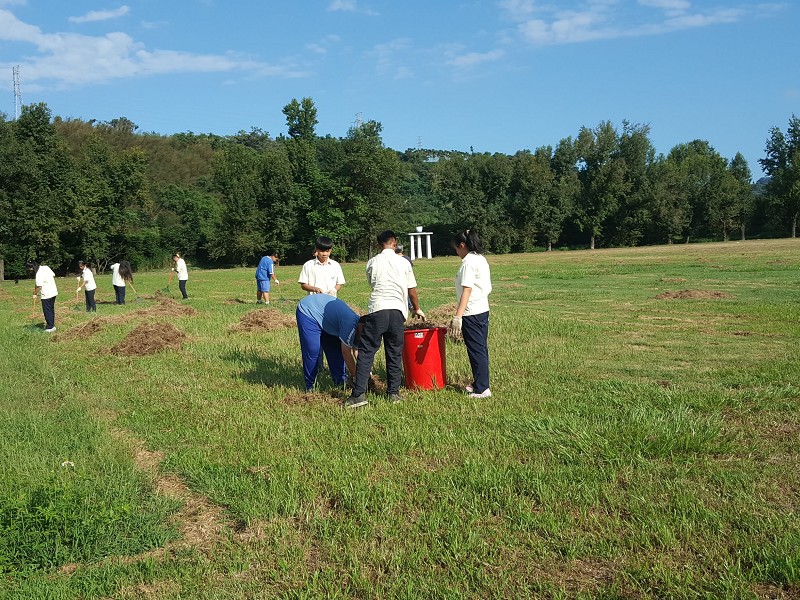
top-left (425, 233), bottom-right (432, 259)
top-left (416, 234), bottom-right (423, 259)
top-left (409, 234), bottom-right (417, 260)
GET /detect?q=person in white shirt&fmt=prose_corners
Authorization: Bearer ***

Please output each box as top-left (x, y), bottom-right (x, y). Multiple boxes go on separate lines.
top-left (298, 237), bottom-right (346, 296)
top-left (76, 260), bottom-right (97, 313)
top-left (345, 230), bottom-right (425, 409)
top-left (110, 260), bottom-right (134, 305)
top-left (172, 253), bottom-right (189, 299)
top-left (26, 261), bottom-right (58, 332)
top-left (447, 230), bottom-right (493, 398)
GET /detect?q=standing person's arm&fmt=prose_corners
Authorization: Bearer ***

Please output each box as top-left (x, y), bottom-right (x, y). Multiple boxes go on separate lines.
top-left (333, 263), bottom-right (345, 294)
top-left (455, 287), bottom-right (471, 317)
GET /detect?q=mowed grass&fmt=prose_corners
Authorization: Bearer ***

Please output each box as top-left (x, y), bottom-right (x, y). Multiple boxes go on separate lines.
top-left (0, 239), bottom-right (798, 599)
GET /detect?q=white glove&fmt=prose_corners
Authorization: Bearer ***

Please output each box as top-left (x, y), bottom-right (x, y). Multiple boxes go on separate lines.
top-left (275, 279), bottom-right (280, 285)
top-left (76, 287), bottom-right (81, 293)
top-left (413, 309), bottom-right (426, 320)
top-left (449, 316), bottom-right (463, 338)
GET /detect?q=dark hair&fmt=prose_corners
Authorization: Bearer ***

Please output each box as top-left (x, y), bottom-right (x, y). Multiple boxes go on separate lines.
top-left (119, 260), bottom-right (134, 283)
top-left (452, 229), bottom-right (483, 254)
top-left (78, 260), bottom-right (88, 268)
top-left (395, 244), bottom-right (404, 254)
top-left (377, 230), bottom-right (396, 246)
top-left (172, 253), bottom-right (180, 259)
top-left (314, 236), bottom-right (333, 251)
top-left (25, 261), bottom-right (38, 273)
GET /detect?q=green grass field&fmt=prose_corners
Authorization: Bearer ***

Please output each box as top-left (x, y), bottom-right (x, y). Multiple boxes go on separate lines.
top-left (1, 239), bottom-right (798, 599)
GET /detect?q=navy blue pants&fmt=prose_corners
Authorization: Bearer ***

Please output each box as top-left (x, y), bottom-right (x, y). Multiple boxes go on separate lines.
top-left (84, 289), bottom-right (96, 312)
top-left (296, 309), bottom-right (347, 390)
top-left (114, 285), bottom-right (126, 304)
top-left (41, 297), bottom-right (56, 329)
top-left (352, 309), bottom-right (405, 396)
top-left (178, 279), bottom-right (188, 299)
top-left (462, 311), bottom-right (490, 393)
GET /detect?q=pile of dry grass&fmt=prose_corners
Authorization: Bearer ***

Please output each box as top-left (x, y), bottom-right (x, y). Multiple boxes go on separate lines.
top-left (655, 290), bottom-right (735, 300)
top-left (230, 308), bottom-right (296, 333)
top-left (404, 303), bottom-right (462, 342)
top-left (110, 322), bottom-right (188, 356)
top-left (134, 296), bottom-right (197, 318)
top-left (52, 319), bottom-right (104, 341)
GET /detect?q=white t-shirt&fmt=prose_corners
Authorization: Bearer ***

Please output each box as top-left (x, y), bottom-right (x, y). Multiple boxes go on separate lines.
top-left (35, 266), bottom-right (58, 299)
top-left (81, 266), bottom-right (97, 291)
top-left (456, 252), bottom-right (491, 316)
top-left (110, 263), bottom-right (125, 287)
top-left (366, 248), bottom-right (417, 319)
top-left (174, 258), bottom-right (188, 281)
top-left (298, 258), bottom-right (346, 296)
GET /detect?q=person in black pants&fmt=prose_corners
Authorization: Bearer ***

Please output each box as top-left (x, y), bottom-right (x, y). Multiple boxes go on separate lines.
top-left (345, 230), bottom-right (425, 409)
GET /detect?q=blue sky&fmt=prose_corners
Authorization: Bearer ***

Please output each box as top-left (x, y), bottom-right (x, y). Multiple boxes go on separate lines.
top-left (1, 1), bottom-right (797, 178)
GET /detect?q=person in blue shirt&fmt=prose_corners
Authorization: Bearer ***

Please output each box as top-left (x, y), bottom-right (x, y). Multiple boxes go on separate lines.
top-left (255, 252), bottom-right (280, 304)
top-left (296, 294), bottom-right (362, 391)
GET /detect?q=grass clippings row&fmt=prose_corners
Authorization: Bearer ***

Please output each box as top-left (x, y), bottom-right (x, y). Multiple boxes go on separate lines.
top-left (230, 308), bottom-right (296, 333)
top-left (655, 289), bottom-right (735, 300)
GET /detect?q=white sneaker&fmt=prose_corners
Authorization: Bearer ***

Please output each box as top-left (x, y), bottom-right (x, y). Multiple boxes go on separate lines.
top-left (468, 389), bottom-right (491, 398)
top-left (45, 327), bottom-right (56, 333)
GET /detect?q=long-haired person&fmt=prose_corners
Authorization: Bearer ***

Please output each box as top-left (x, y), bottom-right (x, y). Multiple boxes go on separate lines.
top-left (110, 260), bottom-right (134, 305)
top-left (448, 230), bottom-right (493, 398)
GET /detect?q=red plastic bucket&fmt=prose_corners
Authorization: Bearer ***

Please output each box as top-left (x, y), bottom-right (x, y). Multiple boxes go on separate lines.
top-left (403, 327), bottom-right (447, 390)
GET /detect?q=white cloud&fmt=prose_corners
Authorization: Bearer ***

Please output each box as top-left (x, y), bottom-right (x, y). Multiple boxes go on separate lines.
top-left (367, 38), bottom-right (414, 78)
top-left (68, 6), bottom-right (130, 24)
top-left (447, 49), bottom-right (505, 68)
top-left (498, 0), bottom-right (539, 22)
top-left (510, 2), bottom-right (777, 46)
top-left (0, 8), bottom-right (306, 88)
top-left (306, 34), bottom-right (341, 54)
top-left (328, 0), bottom-right (356, 11)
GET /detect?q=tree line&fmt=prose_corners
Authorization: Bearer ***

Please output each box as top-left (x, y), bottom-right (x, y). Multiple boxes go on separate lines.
top-left (1, 99), bottom-right (798, 279)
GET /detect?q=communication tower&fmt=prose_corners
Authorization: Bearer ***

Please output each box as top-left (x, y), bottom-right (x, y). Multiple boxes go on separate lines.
top-left (12, 66), bottom-right (22, 120)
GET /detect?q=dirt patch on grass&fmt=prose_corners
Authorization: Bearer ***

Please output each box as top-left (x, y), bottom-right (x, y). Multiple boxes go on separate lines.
top-left (230, 308), bottom-right (296, 333)
top-left (223, 298), bottom-right (250, 305)
top-left (281, 390), bottom-right (343, 406)
top-left (368, 373), bottom-right (387, 395)
top-left (655, 289), bottom-right (735, 300)
top-left (110, 322), bottom-right (188, 356)
top-left (156, 475), bottom-right (228, 550)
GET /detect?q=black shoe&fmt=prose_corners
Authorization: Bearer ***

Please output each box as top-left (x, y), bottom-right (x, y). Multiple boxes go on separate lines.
top-left (388, 393), bottom-right (401, 404)
top-left (344, 394), bottom-right (368, 409)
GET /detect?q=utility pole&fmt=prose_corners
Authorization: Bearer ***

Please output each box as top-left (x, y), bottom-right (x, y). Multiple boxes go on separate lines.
top-left (12, 65), bottom-right (22, 120)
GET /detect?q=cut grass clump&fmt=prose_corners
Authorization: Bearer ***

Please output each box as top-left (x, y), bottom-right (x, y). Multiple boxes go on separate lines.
top-left (230, 308), bottom-right (296, 333)
top-left (110, 322), bottom-right (188, 356)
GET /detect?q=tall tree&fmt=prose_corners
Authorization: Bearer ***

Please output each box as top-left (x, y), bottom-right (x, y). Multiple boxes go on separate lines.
top-left (728, 153), bottom-right (754, 240)
top-left (759, 115), bottom-right (800, 237)
top-left (574, 121), bottom-right (628, 249)
top-left (665, 140), bottom-right (728, 242)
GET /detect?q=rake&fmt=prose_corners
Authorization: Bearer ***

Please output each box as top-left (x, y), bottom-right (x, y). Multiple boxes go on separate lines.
top-left (128, 282), bottom-right (143, 303)
top-left (160, 272), bottom-right (173, 294)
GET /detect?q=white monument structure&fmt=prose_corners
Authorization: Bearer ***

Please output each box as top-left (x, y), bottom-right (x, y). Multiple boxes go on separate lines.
top-left (408, 226), bottom-right (433, 260)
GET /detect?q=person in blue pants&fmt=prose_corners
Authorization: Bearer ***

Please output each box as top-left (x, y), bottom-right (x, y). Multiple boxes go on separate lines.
top-left (296, 294), bottom-right (361, 391)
